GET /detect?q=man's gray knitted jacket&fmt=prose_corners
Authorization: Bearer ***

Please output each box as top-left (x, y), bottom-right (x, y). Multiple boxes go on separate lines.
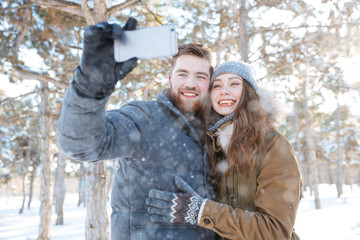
top-left (57, 83), bottom-right (215, 240)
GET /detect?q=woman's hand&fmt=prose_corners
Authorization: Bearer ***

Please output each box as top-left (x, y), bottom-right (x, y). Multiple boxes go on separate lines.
top-left (146, 176), bottom-right (204, 225)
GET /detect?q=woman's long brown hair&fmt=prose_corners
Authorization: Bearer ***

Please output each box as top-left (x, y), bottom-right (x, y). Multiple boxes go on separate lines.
top-left (205, 80), bottom-right (273, 177)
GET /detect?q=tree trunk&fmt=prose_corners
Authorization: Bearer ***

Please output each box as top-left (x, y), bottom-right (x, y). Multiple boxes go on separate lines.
top-left (214, 1), bottom-right (225, 67)
top-left (344, 149), bottom-right (353, 192)
top-left (335, 92), bottom-right (343, 197)
top-left (327, 164), bottom-right (334, 184)
top-left (237, 0), bottom-right (250, 62)
top-left (20, 139), bottom-right (32, 213)
top-left (54, 151), bottom-right (66, 225)
top-left (27, 162), bottom-right (37, 209)
top-left (303, 80), bottom-right (321, 209)
top-left (85, 162), bottom-right (109, 240)
top-left (78, 162), bottom-right (86, 207)
top-left (13, 0), bottom-right (32, 52)
top-left (19, 173), bottom-right (27, 214)
top-left (293, 102), bottom-right (305, 193)
top-left (82, 2), bottom-right (109, 239)
top-left (38, 81), bottom-right (53, 240)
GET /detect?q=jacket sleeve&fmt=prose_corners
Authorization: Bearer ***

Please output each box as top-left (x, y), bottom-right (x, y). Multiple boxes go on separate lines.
top-left (198, 134), bottom-right (303, 240)
top-left (57, 82), bottom-right (148, 162)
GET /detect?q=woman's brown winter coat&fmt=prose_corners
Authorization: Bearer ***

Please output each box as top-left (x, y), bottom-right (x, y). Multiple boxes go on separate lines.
top-left (199, 128), bottom-right (303, 240)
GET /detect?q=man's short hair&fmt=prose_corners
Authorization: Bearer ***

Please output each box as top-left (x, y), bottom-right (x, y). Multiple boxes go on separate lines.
top-left (171, 43), bottom-right (214, 75)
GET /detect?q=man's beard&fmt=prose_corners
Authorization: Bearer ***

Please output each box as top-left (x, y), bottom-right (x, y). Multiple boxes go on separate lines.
top-left (170, 87), bottom-right (203, 116)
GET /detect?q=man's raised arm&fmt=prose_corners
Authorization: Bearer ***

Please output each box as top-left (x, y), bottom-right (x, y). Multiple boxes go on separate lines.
top-left (57, 18), bottom-right (138, 161)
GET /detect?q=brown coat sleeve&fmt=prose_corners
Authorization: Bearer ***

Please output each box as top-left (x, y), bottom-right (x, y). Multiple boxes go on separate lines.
top-left (199, 134), bottom-right (303, 240)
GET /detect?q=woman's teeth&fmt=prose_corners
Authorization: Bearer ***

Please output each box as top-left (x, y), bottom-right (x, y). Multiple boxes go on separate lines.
top-left (219, 100), bottom-right (235, 105)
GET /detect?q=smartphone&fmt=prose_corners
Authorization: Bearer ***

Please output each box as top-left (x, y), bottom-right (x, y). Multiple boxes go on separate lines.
top-left (114, 24), bottom-right (178, 62)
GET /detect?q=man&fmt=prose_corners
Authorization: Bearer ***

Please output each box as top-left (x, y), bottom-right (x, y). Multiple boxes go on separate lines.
top-left (57, 18), bottom-right (216, 239)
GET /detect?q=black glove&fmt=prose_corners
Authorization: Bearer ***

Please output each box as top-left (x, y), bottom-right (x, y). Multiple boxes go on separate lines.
top-left (146, 176), bottom-right (204, 225)
top-left (73, 18), bottom-right (138, 99)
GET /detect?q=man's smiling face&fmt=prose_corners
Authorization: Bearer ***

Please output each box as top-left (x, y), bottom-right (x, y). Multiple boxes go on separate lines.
top-left (169, 55), bottom-right (211, 116)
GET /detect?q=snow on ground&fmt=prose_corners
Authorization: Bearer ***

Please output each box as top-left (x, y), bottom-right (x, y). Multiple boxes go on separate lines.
top-left (295, 184), bottom-right (360, 240)
top-left (1, 184), bottom-right (360, 240)
top-left (0, 194), bottom-right (87, 240)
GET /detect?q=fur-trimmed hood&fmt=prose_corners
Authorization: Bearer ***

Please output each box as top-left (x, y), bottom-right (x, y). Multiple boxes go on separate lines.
top-left (256, 85), bottom-right (284, 125)
top-left (208, 85), bottom-right (284, 153)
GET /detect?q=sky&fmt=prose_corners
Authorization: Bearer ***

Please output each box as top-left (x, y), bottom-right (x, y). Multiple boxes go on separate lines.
top-left (1, 184), bottom-right (359, 239)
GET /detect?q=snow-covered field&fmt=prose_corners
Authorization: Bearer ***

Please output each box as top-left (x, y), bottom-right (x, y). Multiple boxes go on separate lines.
top-left (1, 184), bottom-right (359, 240)
top-left (295, 184), bottom-right (360, 240)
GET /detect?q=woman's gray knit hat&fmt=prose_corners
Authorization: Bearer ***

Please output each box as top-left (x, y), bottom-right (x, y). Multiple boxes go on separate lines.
top-left (211, 61), bottom-right (259, 91)
top-left (210, 61), bottom-right (285, 125)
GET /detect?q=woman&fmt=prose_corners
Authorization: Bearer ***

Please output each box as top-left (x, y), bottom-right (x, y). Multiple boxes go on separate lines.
top-left (146, 61), bottom-right (302, 240)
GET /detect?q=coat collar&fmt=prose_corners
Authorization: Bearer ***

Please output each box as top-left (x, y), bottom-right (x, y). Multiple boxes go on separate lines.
top-left (208, 112), bottom-right (234, 134)
top-left (158, 88), bottom-right (206, 145)
top-left (207, 113), bottom-right (234, 153)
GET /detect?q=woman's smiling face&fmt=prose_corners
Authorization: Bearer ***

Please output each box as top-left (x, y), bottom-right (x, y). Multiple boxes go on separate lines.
top-left (210, 73), bottom-right (244, 116)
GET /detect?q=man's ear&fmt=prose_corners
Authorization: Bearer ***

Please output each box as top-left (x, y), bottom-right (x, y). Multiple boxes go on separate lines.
top-left (168, 75), bottom-right (172, 87)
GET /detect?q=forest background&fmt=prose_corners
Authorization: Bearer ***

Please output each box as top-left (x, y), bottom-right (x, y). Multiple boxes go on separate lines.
top-left (0, 0), bottom-right (359, 239)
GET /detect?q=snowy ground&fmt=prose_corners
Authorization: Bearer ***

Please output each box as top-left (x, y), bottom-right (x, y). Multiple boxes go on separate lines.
top-left (1, 184), bottom-right (359, 240)
top-left (295, 184), bottom-right (360, 240)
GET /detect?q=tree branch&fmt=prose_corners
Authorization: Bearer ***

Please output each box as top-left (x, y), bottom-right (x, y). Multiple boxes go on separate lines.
top-left (250, 0), bottom-right (272, 11)
top-left (81, 0), bottom-right (94, 24)
top-left (0, 90), bottom-right (40, 107)
top-left (14, 0), bottom-right (32, 52)
top-left (0, 4), bottom-right (33, 14)
top-left (107, 0), bottom-right (140, 18)
top-left (15, 65), bottom-right (69, 89)
top-left (31, 0), bottom-right (82, 16)
top-left (15, 110), bottom-right (60, 119)
top-left (250, 22), bottom-right (357, 38)
top-left (142, 3), bottom-right (164, 25)
top-left (93, 0), bottom-right (107, 22)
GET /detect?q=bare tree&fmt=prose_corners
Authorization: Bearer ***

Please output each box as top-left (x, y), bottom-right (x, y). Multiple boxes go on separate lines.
top-left (18, 137), bottom-right (31, 214)
top-left (237, 0), bottom-right (250, 62)
top-left (302, 80), bottom-right (321, 209)
top-left (27, 141), bottom-right (40, 210)
top-left (38, 81), bottom-right (53, 239)
top-left (77, 162), bottom-right (86, 207)
top-left (54, 151), bottom-right (66, 225)
top-left (27, 160), bottom-right (38, 209)
top-left (18, 171), bottom-right (27, 214)
top-left (85, 162), bottom-right (109, 239)
top-left (335, 91), bottom-right (343, 197)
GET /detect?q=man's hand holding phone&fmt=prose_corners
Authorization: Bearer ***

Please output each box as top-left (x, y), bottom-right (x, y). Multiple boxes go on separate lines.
top-left (73, 18), bottom-right (138, 99)
top-left (73, 18), bottom-right (178, 99)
